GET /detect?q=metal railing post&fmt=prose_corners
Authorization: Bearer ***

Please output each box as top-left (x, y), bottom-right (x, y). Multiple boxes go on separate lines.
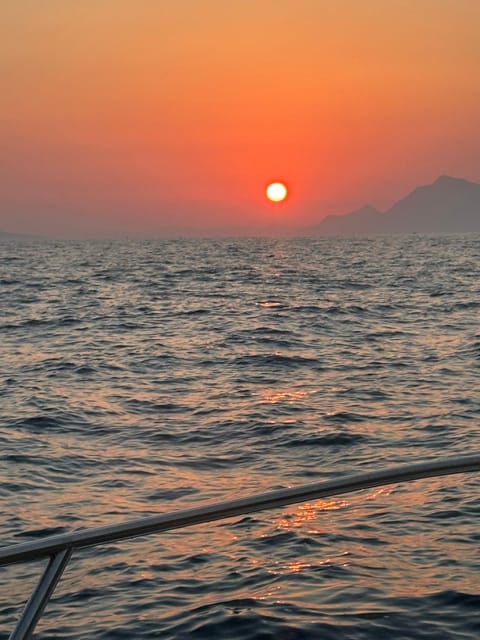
top-left (9, 548), bottom-right (72, 640)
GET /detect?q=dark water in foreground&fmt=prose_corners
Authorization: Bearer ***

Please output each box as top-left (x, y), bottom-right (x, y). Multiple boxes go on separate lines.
top-left (0, 235), bottom-right (479, 639)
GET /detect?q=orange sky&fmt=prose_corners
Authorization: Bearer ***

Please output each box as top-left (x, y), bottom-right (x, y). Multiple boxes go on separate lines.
top-left (1, 1), bottom-right (479, 236)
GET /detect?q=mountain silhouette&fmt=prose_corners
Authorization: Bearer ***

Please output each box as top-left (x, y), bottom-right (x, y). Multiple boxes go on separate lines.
top-left (308, 176), bottom-right (480, 235)
top-left (311, 205), bottom-right (382, 235)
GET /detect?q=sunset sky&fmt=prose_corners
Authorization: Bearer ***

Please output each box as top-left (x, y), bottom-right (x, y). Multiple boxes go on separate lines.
top-left (1, 1), bottom-right (479, 237)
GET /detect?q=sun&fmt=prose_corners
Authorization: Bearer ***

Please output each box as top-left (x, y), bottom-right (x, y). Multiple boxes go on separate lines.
top-left (266, 182), bottom-right (288, 202)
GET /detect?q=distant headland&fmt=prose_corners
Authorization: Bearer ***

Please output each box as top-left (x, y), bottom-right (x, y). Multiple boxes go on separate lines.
top-left (305, 175), bottom-right (480, 236)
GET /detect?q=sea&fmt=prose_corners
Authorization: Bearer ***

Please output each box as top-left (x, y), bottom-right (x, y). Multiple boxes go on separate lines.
top-left (0, 235), bottom-right (479, 639)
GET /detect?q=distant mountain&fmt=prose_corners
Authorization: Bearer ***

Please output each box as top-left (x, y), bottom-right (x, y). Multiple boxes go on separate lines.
top-left (308, 176), bottom-right (480, 236)
top-left (306, 205), bottom-right (382, 236)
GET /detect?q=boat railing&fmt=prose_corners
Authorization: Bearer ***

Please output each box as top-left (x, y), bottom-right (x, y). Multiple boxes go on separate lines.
top-left (1, 453), bottom-right (479, 640)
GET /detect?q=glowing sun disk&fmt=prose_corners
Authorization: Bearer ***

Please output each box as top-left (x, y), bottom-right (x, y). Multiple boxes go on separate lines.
top-left (266, 182), bottom-right (288, 202)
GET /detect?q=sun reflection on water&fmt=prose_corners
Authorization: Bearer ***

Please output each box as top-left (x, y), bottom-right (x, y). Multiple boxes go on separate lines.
top-left (257, 389), bottom-right (308, 404)
top-left (277, 497), bottom-right (349, 532)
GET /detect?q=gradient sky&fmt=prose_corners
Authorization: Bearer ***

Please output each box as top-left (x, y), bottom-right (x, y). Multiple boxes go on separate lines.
top-left (1, 1), bottom-right (479, 236)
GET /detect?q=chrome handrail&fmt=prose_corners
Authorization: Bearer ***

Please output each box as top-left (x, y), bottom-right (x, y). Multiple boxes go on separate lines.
top-left (2, 454), bottom-right (480, 640)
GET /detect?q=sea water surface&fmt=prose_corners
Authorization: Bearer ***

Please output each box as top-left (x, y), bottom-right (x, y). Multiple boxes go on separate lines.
top-left (0, 235), bottom-right (479, 639)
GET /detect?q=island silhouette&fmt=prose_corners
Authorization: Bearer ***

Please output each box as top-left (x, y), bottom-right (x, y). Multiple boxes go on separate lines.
top-left (308, 175), bottom-right (480, 236)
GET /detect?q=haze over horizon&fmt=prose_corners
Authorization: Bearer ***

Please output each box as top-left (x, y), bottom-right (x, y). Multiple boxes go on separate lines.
top-left (1, 1), bottom-right (480, 237)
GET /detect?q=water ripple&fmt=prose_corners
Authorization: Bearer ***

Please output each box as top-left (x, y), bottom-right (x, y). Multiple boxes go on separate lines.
top-left (0, 235), bottom-right (479, 639)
